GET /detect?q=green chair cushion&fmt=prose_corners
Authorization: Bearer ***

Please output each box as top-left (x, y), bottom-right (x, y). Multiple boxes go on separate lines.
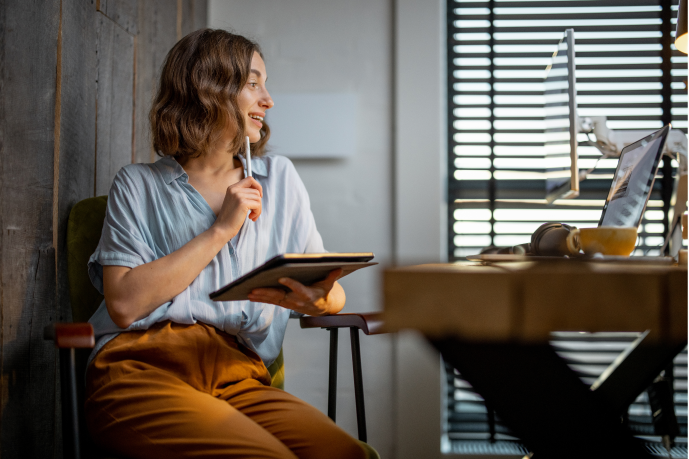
top-left (67, 196), bottom-right (108, 323)
top-left (267, 347), bottom-right (285, 389)
top-left (359, 440), bottom-right (381, 459)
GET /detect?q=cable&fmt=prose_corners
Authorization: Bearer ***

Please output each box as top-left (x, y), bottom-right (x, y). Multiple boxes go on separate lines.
top-left (578, 151), bottom-right (612, 182)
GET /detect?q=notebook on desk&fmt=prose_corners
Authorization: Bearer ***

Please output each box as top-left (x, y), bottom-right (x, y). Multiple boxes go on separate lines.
top-left (467, 124), bottom-right (673, 263)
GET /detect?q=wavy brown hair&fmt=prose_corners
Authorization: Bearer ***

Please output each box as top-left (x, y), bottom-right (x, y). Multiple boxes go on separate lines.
top-left (150, 29), bottom-right (270, 159)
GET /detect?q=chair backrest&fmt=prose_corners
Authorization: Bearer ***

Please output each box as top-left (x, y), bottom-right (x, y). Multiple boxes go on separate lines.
top-left (67, 196), bottom-right (108, 323)
top-left (66, 195), bottom-right (285, 389)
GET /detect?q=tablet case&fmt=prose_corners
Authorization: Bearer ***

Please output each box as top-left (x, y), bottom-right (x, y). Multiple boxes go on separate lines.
top-left (210, 253), bottom-right (377, 302)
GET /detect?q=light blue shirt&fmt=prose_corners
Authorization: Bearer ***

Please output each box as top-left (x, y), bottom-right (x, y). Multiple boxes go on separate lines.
top-left (87, 154), bottom-right (325, 366)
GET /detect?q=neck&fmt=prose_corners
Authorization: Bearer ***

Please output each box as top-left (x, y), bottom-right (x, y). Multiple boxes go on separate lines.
top-left (178, 143), bottom-right (241, 177)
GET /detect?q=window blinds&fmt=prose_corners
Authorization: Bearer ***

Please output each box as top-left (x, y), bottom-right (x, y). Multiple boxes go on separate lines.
top-left (444, 0), bottom-right (688, 454)
top-left (448, 0), bottom-right (687, 259)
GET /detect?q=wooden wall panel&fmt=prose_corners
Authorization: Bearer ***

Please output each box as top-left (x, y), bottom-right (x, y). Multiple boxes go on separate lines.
top-left (133, 1), bottom-right (177, 164)
top-left (0, 1), bottom-right (206, 456)
top-left (192, 0), bottom-right (208, 32)
top-left (97, 0), bottom-right (138, 35)
top-left (57, 0), bottom-right (98, 321)
top-left (180, 0), bottom-right (208, 38)
top-left (96, 12), bottom-right (134, 195)
top-left (0, 1), bottom-right (60, 458)
top-left (54, 2), bottom-right (99, 454)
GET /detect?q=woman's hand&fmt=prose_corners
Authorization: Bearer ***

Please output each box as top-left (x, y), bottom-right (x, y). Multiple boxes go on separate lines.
top-left (247, 269), bottom-right (346, 316)
top-left (213, 177), bottom-right (263, 241)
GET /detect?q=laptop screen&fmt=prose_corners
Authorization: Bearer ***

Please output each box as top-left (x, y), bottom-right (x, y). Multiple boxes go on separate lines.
top-left (598, 125), bottom-right (669, 228)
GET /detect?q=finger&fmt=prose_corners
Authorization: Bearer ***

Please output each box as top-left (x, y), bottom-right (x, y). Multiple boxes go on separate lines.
top-left (248, 288), bottom-right (287, 304)
top-left (233, 189), bottom-right (261, 200)
top-left (320, 269), bottom-right (343, 290)
top-left (248, 290), bottom-right (306, 310)
top-left (229, 177), bottom-right (263, 198)
top-left (238, 189), bottom-right (261, 199)
top-left (247, 203), bottom-right (262, 220)
top-left (242, 176), bottom-right (263, 198)
top-left (240, 196), bottom-right (262, 209)
top-left (250, 287), bottom-right (286, 297)
top-left (278, 277), bottom-right (312, 300)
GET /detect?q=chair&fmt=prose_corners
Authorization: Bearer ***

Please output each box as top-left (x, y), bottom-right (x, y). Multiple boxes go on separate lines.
top-left (44, 196), bottom-right (382, 459)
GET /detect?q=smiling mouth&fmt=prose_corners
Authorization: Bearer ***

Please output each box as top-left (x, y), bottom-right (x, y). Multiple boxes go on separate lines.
top-left (249, 114), bottom-right (264, 122)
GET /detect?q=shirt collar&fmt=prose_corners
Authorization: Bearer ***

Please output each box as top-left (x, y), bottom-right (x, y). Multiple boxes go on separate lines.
top-left (156, 154), bottom-right (267, 185)
top-left (157, 155), bottom-right (188, 185)
top-left (237, 153), bottom-right (268, 178)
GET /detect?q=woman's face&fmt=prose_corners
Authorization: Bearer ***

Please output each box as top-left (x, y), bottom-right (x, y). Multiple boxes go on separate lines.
top-left (237, 52), bottom-right (273, 143)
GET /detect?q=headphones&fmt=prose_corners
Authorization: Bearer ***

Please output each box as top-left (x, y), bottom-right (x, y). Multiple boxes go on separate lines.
top-left (485, 222), bottom-right (580, 257)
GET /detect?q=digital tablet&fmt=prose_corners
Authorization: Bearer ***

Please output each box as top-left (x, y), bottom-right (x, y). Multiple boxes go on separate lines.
top-left (209, 253), bottom-right (376, 302)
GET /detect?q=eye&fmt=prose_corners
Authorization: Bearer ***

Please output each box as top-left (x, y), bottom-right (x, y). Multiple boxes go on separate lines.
top-left (248, 82), bottom-right (258, 88)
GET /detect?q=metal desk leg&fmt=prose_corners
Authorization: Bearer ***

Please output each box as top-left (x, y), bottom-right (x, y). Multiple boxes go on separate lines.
top-left (350, 327), bottom-right (367, 442)
top-left (327, 328), bottom-right (338, 422)
top-left (591, 330), bottom-right (686, 415)
top-left (432, 338), bottom-right (652, 459)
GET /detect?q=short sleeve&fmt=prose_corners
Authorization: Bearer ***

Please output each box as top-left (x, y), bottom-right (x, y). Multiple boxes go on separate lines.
top-left (277, 156), bottom-right (327, 255)
top-left (88, 167), bottom-right (157, 294)
top-left (278, 157), bottom-right (327, 319)
top-left (303, 216), bottom-right (326, 253)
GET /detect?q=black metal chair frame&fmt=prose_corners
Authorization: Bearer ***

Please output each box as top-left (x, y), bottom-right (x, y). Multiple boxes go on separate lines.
top-left (299, 313), bottom-right (384, 443)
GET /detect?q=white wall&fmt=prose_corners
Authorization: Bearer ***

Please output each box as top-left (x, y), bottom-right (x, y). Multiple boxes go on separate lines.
top-left (209, 1), bottom-right (446, 458)
top-left (209, 1), bottom-right (395, 456)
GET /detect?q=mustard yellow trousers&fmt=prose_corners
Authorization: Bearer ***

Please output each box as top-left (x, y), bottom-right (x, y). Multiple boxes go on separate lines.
top-left (85, 321), bottom-right (366, 459)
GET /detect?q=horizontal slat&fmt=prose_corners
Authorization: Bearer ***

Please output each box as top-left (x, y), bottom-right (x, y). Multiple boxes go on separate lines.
top-left (446, 1), bottom-right (687, 450)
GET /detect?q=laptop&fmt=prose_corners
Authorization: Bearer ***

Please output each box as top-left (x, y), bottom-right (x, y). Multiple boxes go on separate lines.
top-left (467, 124), bottom-right (672, 262)
top-left (598, 124), bottom-right (669, 228)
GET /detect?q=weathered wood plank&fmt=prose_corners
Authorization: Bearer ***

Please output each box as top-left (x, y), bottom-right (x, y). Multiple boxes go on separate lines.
top-left (134, 0), bottom-right (177, 164)
top-left (192, 0), bottom-right (208, 32)
top-left (180, 0), bottom-right (207, 38)
top-left (55, 1), bottom-right (100, 456)
top-left (96, 12), bottom-right (134, 195)
top-left (97, 0), bottom-right (138, 35)
top-left (0, 1), bottom-right (60, 457)
top-left (57, 0), bottom-right (98, 316)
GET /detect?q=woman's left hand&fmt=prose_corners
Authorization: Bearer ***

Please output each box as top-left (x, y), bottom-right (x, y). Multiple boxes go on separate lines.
top-left (247, 269), bottom-right (345, 316)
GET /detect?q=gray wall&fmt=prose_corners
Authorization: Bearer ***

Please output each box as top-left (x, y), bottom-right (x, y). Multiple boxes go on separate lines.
top-left (394, 0), bottom-right (447, 457)
top-left (208, 1), bottom-right (396, 456)
top-left (209, 1), bottom-right (447, 458)
top-left (0, 1), bottom-right (206, 456)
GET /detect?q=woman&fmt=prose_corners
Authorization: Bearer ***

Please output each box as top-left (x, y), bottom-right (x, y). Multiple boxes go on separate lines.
top-left (84, 29), bottom-right (367, 459)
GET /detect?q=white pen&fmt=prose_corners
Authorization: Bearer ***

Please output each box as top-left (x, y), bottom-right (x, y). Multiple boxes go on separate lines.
top-left (245, 136), bottom-right (252, 178)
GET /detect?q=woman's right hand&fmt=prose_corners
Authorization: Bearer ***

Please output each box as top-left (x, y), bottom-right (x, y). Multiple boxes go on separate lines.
top-left (214, 177), bottom-right (263, 241)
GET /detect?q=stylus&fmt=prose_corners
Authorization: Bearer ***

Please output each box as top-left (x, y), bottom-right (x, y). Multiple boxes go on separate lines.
top-left (245, 136), bottom-right (252, 178)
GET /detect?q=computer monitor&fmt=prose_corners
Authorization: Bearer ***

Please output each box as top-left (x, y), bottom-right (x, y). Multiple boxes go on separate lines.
top-left (544, 29), bottom-right (578, 204)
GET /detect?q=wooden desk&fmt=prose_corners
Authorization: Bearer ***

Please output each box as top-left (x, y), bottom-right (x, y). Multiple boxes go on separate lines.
top-left (383, 260), bottom-right (687, 459)
top-left (384, 261), bottom-right (687, 342)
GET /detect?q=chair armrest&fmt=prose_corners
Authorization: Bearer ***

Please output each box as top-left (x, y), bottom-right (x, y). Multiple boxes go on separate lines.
top-left (44, 323), bottom-right (95, 348)
top-left (299, 313), bottom-right (385, 335)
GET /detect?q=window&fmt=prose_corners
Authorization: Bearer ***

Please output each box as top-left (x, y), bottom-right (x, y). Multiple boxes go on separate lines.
top-left (444, 0), bottom-right (688, 454)
top-left (447, 0), bottom-right (687, 259)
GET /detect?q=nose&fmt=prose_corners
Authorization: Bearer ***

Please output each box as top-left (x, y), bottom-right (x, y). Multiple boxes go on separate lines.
top-left (260, 89), bottom-right (274, 110)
